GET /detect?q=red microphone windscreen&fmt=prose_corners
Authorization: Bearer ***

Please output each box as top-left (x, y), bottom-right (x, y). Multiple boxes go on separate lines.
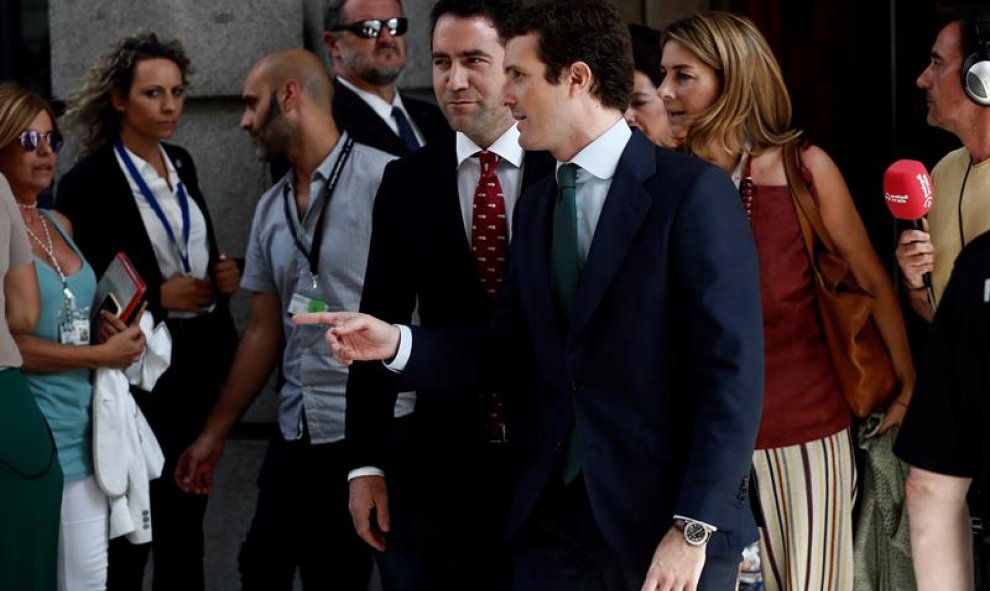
top-left (884, 159), bottom-right (933, 221)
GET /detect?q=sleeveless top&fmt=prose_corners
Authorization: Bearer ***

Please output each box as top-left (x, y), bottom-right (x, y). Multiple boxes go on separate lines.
top-left (24, 210), bottom-right (97, 481)
top-left (746, 163), bottom-right (851, 449)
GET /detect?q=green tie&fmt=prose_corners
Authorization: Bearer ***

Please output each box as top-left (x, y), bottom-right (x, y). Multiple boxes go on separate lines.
top-left (551, 163), bottom-right (580, 324)
top-left (552, 163), bottom-right (582, 483)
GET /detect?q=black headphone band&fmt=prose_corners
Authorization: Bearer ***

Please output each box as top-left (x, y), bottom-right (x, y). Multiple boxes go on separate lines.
top-left (976, 2), bottom-right (990, 56)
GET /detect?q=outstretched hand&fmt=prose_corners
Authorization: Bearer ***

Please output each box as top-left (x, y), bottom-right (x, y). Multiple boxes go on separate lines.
top-left (292, 312), bottom-right (400, 366)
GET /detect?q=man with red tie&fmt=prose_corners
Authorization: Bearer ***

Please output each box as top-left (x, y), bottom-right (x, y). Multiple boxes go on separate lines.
top-left (343, 1), bottom-right (553, 590)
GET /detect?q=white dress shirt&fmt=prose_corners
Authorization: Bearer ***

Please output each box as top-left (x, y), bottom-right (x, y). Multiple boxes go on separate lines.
top-left (336, 76), bottom-right (425, 146)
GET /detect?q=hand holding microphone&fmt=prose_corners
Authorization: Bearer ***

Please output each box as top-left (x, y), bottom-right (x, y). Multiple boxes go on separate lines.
top-left (885, 159), bottom-right (937, 313)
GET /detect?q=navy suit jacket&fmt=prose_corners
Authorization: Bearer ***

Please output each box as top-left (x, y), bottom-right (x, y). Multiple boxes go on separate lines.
top-left (345, 134), bottom-right (554, 473)
top-left (400, 132), bottom-right (765, 568)
top-left (332, 78), bottom-right (451, 158)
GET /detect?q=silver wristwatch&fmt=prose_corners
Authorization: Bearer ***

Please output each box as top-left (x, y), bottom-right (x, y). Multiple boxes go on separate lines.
top-left (673, 518), bottom-right (712, 547)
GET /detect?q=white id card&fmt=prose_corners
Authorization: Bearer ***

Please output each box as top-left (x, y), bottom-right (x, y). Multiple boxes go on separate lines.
top-left (59, 317), bottom-right (91, 346)
top-left (288, 292), bottom-right (329, 315)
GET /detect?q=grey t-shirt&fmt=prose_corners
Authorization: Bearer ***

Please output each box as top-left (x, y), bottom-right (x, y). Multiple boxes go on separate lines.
top-left (0, 173), bottom-right (33, 368)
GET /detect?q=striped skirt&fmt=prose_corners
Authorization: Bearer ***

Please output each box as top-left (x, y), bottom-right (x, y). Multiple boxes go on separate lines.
top-left (752, 428), bottom-right (857, 591)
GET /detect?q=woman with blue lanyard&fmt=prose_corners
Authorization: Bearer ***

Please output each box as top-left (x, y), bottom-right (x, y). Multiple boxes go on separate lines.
top-left (56, 33), bottom-right (239, 591)
top-left (0, 83), bottom-right (148, 590)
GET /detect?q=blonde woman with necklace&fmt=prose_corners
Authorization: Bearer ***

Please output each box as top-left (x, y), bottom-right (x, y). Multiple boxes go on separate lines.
top-left (0, 84), bottom-right (146, 590)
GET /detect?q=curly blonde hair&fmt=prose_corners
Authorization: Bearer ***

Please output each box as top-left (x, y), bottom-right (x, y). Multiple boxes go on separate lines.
top-left (662, 12), bottom-right (801, 160)
top-left (0, 84), bottom-right (59, 151)
top-left (64, 32), bottom-right (192, 157)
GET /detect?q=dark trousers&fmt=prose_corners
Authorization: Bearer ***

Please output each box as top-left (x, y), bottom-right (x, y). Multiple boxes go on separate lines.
top-left (512, 476), bottom-right (740, 591)
top-left (238, 434), bottom-right (373, 591)
top-left (377, 424), bottom-right (515, 591)
top-left (107, 314), bottom-right (231, 591)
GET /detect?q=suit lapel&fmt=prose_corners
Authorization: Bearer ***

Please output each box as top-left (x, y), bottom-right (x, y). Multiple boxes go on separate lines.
top-left (97, 145), bottom-right (166, 288)
top-left (515, 175), bottom-right (562, 341)
top-left (569, 134), bottom-right (655, 342)
top-left (333, 79), bottom-right (407, 156)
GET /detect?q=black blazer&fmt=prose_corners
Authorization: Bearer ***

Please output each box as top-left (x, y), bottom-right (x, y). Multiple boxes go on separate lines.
top-left (332, 78), bottom-right (451, 157)
top-left (55, 142), bottom-right (237, 355)
top-left (345, 134), bottom-right (554, 471)
top-left (401, 133), bottom-right (765, 567)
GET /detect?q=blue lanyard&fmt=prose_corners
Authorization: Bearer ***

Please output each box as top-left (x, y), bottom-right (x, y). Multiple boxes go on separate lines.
top-left (114, 139), bottom-right (192, 274)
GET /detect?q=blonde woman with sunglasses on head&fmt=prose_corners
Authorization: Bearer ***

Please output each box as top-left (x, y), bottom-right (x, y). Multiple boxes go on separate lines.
top-left (0, 83), bottom-right (149, 591)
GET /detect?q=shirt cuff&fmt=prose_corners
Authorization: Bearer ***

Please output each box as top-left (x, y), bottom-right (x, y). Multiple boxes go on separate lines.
top-left (384, 324), bottom-right (412, 373)
top-left (673, 514), bottom-right (718, 532)
top-left (348, 467), bottom-right (385, 481)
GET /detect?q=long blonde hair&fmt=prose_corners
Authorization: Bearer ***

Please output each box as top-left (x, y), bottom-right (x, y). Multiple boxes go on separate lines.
top-left (64, 32), bottom-right (191, 158)
top-left (663, 11), bottom-right (800, 159)
top-left (0, 84), bottom-right (59, 150)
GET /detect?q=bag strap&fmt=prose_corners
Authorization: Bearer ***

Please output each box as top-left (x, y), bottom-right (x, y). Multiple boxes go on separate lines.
top-left (782, 139), bottom-right (837, 257)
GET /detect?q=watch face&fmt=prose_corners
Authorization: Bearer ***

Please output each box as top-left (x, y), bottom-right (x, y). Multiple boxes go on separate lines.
top-left (684, 521), bottom-right (710, 546)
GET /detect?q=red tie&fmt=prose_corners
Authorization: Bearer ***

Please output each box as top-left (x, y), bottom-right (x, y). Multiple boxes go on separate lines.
top-left (471, 151), bottom-right (508, 299)
top-left (472, 151), bottom-right (508, 442)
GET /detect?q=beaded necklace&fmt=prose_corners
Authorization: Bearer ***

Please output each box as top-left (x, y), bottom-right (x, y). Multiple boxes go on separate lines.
top-left (729, 140), bottom-right (755, 223)
top-left (739, 158), bottom-right (755, 223)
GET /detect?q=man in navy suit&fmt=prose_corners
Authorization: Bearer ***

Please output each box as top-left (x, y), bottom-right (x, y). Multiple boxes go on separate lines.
top-left (298, 1), bottom-right (764, 589)
top-left (344, 1), bottom-right (553, 589)
top-left (322, 0), bottom-right (450, 157)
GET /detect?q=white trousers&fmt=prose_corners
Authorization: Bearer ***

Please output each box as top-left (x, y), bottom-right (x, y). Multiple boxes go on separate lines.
top-left (58, 475), bottom-right (109, 591)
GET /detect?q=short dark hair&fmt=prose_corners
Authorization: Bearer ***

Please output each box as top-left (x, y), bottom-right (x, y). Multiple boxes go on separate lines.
top-left (629, 23), bottom-right (663, 87)
top-left (936, 3), bottom-right (980, 57)
top-left (504, 0), bottom-right (633, 111)
top-left (429, 0), bottom-right (522, 41)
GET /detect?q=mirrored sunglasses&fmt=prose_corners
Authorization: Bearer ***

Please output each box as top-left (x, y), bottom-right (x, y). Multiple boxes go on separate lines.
top-left (18, 130), bottom-right (63, 153)
top-left (332, 17), bottom-right (408, 39)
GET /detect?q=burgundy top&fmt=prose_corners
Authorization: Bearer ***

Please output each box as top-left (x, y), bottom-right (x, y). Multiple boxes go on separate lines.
top-left (745, 163), bottom-right (851, 449)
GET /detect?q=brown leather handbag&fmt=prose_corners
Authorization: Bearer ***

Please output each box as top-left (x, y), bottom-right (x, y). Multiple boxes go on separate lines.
top-left (782, 141), bottom-right (899, 417)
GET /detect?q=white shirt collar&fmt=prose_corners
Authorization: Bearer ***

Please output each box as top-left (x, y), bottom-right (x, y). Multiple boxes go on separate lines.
top-left (556, 117), bottom-right (631, 181)
top-left (122, 144), bottom-right (180, 187)
top-left (455, 124), bottom-right (524, 169)
top-left (336, 75), bottom-right (409, 122)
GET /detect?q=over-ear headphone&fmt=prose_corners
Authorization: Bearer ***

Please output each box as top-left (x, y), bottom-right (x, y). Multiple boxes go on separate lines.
top-left (962, 3), bottom-right (990, 106)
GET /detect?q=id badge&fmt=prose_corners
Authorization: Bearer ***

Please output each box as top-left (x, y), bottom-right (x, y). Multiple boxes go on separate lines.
top-left (59, 311), bottom-right (91, 346)
top-left (288, 292), bottom-right (329, 316)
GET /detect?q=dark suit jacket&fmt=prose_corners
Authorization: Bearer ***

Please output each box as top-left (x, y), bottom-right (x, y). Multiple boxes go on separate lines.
top-left (333, 78), bottom-right (451, 158)
top-left (400, 133), bottom-right (765, 568)
top-left (54, 143), bottom-right (237, 382)
top-left (346, 135), bottom-right (554, 474)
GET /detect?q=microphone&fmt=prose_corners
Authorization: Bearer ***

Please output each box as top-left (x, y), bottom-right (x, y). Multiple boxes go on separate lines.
top-left (884, 159), bottom-right (936, 311)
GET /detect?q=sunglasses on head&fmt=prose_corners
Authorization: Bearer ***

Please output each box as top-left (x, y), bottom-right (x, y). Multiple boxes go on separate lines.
top-left (331, 17), bottom-right (408, 39)
top-left (18, 130), bottom-right (63, 154)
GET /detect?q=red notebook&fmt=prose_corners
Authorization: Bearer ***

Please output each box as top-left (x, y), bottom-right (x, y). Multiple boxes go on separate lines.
top-left (94, 252), bottom-right (146, 324)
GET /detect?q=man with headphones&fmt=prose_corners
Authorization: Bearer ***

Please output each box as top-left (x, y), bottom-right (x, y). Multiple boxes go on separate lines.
top-left (893, 5), bottom-right (990, 590)
top-left (895, 4), bottom-right (990, 322)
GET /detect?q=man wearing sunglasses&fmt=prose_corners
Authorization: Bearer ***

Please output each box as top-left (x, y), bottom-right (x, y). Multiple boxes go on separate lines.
top-left (322, 0), bottom-right (450, 158)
